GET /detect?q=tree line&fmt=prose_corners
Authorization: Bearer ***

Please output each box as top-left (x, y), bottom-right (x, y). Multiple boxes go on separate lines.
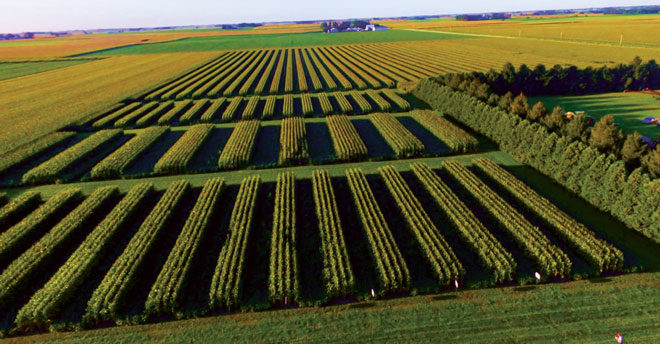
top-left (427, 58), bottom-right (660, 177)
top-left (412, 76), bottom-right (660, 243)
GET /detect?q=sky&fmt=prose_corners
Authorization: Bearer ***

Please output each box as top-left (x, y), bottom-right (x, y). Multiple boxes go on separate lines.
top-left (1, 0), bottom-right (658, 33)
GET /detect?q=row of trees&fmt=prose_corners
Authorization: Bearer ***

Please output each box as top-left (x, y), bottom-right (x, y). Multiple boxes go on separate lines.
top-left (437, 57), bottom-right (660, 96)
top-left (412, 80), bottom-right (660, 242)
top-left (435, 66), bottom-right (659, 177)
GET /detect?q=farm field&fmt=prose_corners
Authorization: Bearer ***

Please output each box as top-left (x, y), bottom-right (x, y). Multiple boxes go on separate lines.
top-left (12, 272), bottom-right (660, 343)
top-left (81, 30), bottom-right (470, 55)
top-left (0, 153), bottom-right (656, 336)
top-left (381, 14), bottom-right (660, 47)
top-left (0, 59), bottom-right (94, 81)
top-left (1, 11), bottom-right (659, 343)
top-left (0, 52), bottom-right (218, 156)
top-left (531, 91), bottom-right (660, 140)
top-left (0, 110), bottom-right (478, 186)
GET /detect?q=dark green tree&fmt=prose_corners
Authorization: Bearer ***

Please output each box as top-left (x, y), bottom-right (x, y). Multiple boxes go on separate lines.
top-left (565, 146), bottom-right (598, 193)
top-left (621, 132), bottom-right (647, 170)
top-left (562, 113), bottom-right (590, 142)
top-left (643, 147), bottom-right (660, 179)
top-left (497, 91), bottom-right (514, 111)
top-left (589, 115), bottom-right (624, 156)
top-left (510, 93), bottom-right (530, 118)
top-left (601, 162), bottom-right (628, 213)
top-left (553, 141), bottom-right (585, 185)
top-left (528, 101), bottom-right (548, 121)
top-left (580, 154), bottom-right (614, 208)
top-left (540, 106), bottom-right (566, 132)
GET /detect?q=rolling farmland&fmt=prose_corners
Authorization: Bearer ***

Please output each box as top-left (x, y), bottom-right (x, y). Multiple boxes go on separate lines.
top-left (1, 11), bottom-right (659, 343)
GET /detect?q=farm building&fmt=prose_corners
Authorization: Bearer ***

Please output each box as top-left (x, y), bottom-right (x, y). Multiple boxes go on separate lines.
top-left (365, 24), bottom-right (388, 31)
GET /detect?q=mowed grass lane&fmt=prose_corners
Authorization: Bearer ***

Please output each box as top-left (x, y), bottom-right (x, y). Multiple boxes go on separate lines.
top-left (13, 272), bottom-right (660, 343)
top-left (0, 52), bottom-right (217, 155)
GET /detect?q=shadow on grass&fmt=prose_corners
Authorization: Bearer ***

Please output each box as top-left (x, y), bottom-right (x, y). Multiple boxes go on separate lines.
top-left (431, 294), bottom-right (458, 301)
top-left (180, 184), bottom-right (239, 315)
top-left (366, 174), bottom-right (438, 295)
top-left (0, 195), bottom-right (119, 334)
top-left (352, 119), bottom-right (394, 160)
top-left (240, 181), bottom-right (275, 312)
top-left (124, 130), bottom-right (184, 177)
top-left (251, 125), bottom-right (280, 169)
top-left (0, 134), bottom-right (83, 187)
top-left (297, 178), bottom-right (327, 306)
top-left (188, 127), bottom-right (233, 173)
top-left (397, 116), bottom-right (450, 156)
top-left (115, 188), bottom-right (198, 321)
top-left (53, 191), bottom-right (163, 329)
top-left (502, 164), bottom-right (660, 272)
top-left (332, 176), bottom-right (381, 299)
top-left (513, 286), bottom-right (537, 292)
top-left (306, 122), bottom-right (336, 165)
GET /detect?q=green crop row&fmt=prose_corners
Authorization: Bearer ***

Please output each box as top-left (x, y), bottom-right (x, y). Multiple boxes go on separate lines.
top-left (268, 172), bottom-right (299, 305)
top-left (411, 110), bottom-right (478, 153)
top-left (369, 113), bottom-right (424, 158)
top-left (154, 124), bottom-right (214, 174)
top-left (474, 158), bottom-right (624, 272)
top-left (146, 177), bottom-right (225, 315)
top-left (85, 180), bottom-right (190, 324)
top-left (16, 183), bottom-right (153, 330)
top-left (311, 170), bottom-right (355, 298)
top-left (22, 129), bottom-right (122, 185)
top-left (0, 192), bottom-right (41, 229)
top-left (0, 131), bottom-right (76, 176)
top-left (378, 165), bottom-right (464, 285)
top-left (443, 161), bottom-right (572, 279)
top-left (91, 127), bottom-right (169, 180)
top-left (346, 168), bottom-right (410, 293)
top-left (326, 115), bottom-right (368, 162)
top-left (210, 175), bottom-right (260, 309)
top-left (278, 117), bottom-right (309, 166)
top-left (0, 186), bottom-right (117, 308)
top-left (0, 188), bottom-right (81, 264)
top-left (411, 162), bottom-right (515, 283)
top-left (218, 120), bottom-right (260, 170)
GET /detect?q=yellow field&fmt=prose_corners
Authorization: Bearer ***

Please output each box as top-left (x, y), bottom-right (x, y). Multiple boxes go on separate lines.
top-left (0, 52), bottom-right (217, 155)
top-left (0, 23), bottom-right (321, 60)
top-left (380, 15), bottom-right (660, 47)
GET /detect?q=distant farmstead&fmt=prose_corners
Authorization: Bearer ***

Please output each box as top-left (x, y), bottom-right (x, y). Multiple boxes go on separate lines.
top-left (365, 24), bottom-right (388, 31)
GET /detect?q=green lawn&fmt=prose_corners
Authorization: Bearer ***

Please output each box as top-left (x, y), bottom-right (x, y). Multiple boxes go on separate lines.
top-left (10, 272), bottom-right (659, 343)
top-left (0, 60), bottom-right (92, 81)
top-left (530, 91), bottom-right (660, 140)
top-left (79, 30), bottom-right (471, 56)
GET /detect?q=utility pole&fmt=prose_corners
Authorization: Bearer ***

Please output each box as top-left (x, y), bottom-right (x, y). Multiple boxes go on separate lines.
top-left (620, 34), bottom-right (623, 46)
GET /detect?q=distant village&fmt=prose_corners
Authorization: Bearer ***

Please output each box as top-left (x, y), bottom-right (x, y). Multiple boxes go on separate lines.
top-left (321, 20), bottom-right (388, 33)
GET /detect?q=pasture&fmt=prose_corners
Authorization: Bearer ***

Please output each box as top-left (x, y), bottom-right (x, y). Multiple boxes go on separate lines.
top-left (531, 91), bottom-right (660, 140)
top-left (12, 272), bottom-right (660, 343)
